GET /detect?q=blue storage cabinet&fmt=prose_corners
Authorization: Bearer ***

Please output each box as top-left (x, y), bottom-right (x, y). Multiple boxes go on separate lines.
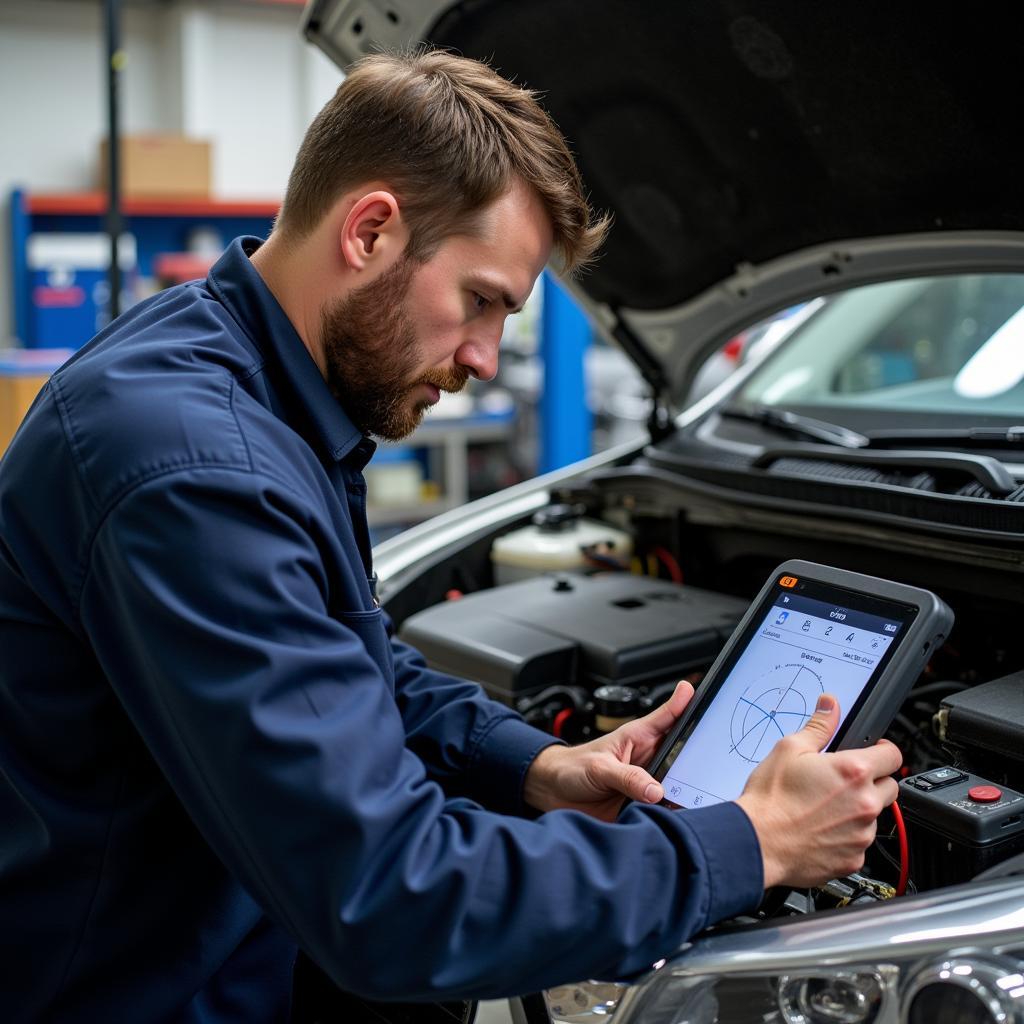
top-left (26, 232), bottom-right (137, 347)
top-left (9, 189), bottom-right (278, 348)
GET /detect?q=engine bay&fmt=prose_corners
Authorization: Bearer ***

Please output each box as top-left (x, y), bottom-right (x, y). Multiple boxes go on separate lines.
top-left (386, 474), bottom-right (1024, 918)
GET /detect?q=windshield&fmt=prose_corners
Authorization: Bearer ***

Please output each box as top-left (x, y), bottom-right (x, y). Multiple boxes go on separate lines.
top-left (737, 274), bottom-right (1024, 419)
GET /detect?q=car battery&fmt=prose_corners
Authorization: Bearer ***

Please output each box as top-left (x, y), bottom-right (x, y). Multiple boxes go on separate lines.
top-left (939, 670), bottom-right (1024, 791)
top-left (899, 767), bottom-right (1024, 891)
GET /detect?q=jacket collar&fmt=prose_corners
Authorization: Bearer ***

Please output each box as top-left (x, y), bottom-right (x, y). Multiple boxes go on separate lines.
top-left (207, 236), bottom-right (373, 467)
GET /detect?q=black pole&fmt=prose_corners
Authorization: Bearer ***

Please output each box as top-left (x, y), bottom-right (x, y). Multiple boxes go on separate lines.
top-left (104, 0), bottom-right (123, 321)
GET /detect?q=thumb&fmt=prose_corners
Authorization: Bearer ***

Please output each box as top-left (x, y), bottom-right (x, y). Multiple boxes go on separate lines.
top-left (600, 759), bottom-right (663, 805)
top-left (633, 680), bottom-right (695, 738)
top-left (793, 693), bottom-right (840, 752)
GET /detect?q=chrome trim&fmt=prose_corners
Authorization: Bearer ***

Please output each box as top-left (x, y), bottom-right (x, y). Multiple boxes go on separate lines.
top-left (647, 879), bottom-right (1024, 980)
top-left (607, 881), bottom-right (1024, 1024)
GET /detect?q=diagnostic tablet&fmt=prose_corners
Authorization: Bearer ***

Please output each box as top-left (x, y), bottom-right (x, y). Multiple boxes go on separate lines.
top-left (646, 560), bottom-right (953, 811)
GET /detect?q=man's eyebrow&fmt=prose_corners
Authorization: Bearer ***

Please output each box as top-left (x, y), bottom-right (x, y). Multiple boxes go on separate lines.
top-left (471, 276), bottom-right (525, 313)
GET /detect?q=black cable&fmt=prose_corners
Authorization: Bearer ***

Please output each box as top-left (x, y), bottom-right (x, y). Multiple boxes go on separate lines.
top-left (582, 549), bottom-right (628, 572)
top-left (873, 833), bottom-right (917, 894)
top-left (904, 681), bottom-right (969, 699)
top-left (516, 685), bottom-right (586, 715)
top-left (892, 712), bottom-right (920, 740)
top-left (645, 681), bottom-right (679, 707)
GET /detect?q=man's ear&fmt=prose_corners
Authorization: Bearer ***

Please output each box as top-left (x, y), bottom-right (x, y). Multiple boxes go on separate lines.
top-left (340, 190), bottom-right (409, 273)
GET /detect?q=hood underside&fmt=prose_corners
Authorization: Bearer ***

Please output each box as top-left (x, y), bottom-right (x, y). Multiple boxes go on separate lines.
top-left (303, 0), bottom-right (1024, 404)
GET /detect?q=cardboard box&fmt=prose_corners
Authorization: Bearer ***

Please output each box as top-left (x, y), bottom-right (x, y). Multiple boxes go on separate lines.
top-left (99, 135), bottom-right (211, 199)
top-left (0, 349), bottom-right (74, 456)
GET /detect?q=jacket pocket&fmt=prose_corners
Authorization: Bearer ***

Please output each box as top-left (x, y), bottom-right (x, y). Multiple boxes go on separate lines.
top-left (335, 607), bottom-right (394, 689)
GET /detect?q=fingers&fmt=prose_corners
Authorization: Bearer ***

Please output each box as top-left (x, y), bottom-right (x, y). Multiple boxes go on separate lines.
top-left (635, 680), bottom-right (694, 737)
top-left (873, 738), bottom-right (905, 776)
top-left (827, 746), bottom-right (903, 806)
top-left (840, 739), bottom-right (903, 782)
top-left (874, 774), bottom-right (900, 807)
top-left (595, 758), bottom-right (663, 804)
top-left (790, 693), bottom-right (840, 752)
top-left (739, 716), bottom-right (906, 888)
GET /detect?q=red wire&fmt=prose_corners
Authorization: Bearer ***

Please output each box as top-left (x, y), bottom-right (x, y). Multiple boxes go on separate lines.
top-left (891, 801), bottom-right (909, 896)
top-left (651, 546), bottom-right (684, 584)
top-left (552, 708), bottom-right (574, 739)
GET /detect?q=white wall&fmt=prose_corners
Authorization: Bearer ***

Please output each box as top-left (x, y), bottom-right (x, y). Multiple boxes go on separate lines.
top-left (0, 0), bottom-right (343, 341)
top-left (164, 2), bottom-right (342, 197)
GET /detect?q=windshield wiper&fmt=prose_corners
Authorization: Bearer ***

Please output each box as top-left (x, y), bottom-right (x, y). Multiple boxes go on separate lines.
top-left (720, 406), bottom-right (870, 449)
top-left (722, 410), bottom-right (1024, 453)
top-left (864, 426), bottom-right (1024, 449)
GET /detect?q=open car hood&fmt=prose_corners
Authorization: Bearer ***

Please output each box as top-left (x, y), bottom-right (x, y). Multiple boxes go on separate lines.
top-left (302, 0), bottom-right (1024, 411)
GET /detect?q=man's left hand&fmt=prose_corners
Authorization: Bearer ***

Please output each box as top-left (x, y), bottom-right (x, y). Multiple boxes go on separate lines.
top-left (523, 681), bottom-right (695, 821)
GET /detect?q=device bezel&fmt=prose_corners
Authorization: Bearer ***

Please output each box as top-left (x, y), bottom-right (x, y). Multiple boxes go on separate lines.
top-left (644, 560), bottom-right (954, 808)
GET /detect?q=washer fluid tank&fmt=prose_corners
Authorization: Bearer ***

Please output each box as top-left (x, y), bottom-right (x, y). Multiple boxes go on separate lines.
top-left (490, 504), bottom-right (633, 585)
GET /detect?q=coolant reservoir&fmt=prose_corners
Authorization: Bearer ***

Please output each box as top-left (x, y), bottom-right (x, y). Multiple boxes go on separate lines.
top-left (490, 504), bottom-right (633, 585)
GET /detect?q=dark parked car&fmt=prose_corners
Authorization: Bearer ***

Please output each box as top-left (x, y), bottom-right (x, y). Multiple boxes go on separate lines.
top-left (303, 4), bottom-right (1024, 1022)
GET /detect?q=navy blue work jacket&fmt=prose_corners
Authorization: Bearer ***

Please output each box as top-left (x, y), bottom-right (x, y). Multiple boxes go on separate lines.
top-left (0, 237), bottom-right (763, 1022)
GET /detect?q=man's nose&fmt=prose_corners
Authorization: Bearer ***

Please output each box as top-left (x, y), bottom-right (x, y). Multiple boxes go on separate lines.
top-left (455, 330), bottom-right (501, 382)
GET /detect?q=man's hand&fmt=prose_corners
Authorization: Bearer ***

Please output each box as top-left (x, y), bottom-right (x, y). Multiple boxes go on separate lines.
top-left (523, 682), bottom-right (694, 821)
top-left (736, 694), bottom-right (902, 889)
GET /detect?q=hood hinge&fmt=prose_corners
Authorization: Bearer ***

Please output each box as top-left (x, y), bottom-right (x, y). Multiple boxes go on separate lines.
top-left (647, 397), bottom-right (674, 442)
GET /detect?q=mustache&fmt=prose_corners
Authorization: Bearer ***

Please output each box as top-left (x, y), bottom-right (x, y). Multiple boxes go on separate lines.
top-left (418, 366), bottom-right (470, 393)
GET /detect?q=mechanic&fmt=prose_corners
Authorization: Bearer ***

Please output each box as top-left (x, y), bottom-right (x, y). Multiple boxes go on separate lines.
top-left (0, 50), bottom-right (901, 1022)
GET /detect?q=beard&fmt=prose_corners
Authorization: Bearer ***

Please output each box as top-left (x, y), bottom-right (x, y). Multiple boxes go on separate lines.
top-left (320, 255), bottom-right (469, 441)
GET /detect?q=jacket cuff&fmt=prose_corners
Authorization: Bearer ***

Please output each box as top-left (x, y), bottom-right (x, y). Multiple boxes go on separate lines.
top-left (674, 800), bottom-right (765, 926)
top-left (468, 716), bottom-right (563, 816)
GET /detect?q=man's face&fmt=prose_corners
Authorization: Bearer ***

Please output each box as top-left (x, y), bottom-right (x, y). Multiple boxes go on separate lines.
top-left (321, 180), bottom-right (554, 441)
top-left (320, 254), bottom-right (459, 441)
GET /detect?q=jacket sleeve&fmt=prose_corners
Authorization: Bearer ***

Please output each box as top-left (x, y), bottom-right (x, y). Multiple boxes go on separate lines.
top-left (388, 628), bottom-right (562, 815)
top-left (80, 466), bottom-right (764, 1001)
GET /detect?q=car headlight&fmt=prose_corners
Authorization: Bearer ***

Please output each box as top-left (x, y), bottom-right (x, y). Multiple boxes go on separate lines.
top-left (778, 968), bottom-right (891, 1023)
top-left (544, 878), bottom-right (1024, 1024)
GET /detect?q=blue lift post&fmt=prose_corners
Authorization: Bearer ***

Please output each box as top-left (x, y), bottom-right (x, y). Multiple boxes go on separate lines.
top-left (540, 271), bottom-right (592, 473)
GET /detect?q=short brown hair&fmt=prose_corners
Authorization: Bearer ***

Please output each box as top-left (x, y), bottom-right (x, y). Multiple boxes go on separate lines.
top-left (276, 49), bottom-right (609, 275)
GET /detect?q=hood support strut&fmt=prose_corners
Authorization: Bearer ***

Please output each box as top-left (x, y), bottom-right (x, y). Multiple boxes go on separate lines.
top-left (610, 315), bottom-right (674, 442)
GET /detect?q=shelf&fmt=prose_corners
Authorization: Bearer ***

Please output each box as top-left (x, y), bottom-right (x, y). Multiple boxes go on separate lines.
top-left (25, 193), bottom-right (281, 218)
top-left (10, 186), bottom-right (282, 347)
top-left (153, 252), bottom-right (219, 284)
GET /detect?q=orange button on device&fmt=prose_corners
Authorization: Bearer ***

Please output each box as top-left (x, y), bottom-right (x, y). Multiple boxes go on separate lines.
top-left (779, 576), bottom-right (799, 588)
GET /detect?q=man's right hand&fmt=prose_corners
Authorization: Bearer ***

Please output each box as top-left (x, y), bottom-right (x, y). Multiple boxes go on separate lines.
top-left (735, 694), bottom-right (902, 889)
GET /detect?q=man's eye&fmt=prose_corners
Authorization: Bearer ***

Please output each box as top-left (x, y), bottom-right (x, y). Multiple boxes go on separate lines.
top-left (472, 292), bottom-right (490, 311)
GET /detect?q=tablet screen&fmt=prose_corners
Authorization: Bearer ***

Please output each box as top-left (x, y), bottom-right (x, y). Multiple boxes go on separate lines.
top-left (653, 577), bottom-right (917, 810)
